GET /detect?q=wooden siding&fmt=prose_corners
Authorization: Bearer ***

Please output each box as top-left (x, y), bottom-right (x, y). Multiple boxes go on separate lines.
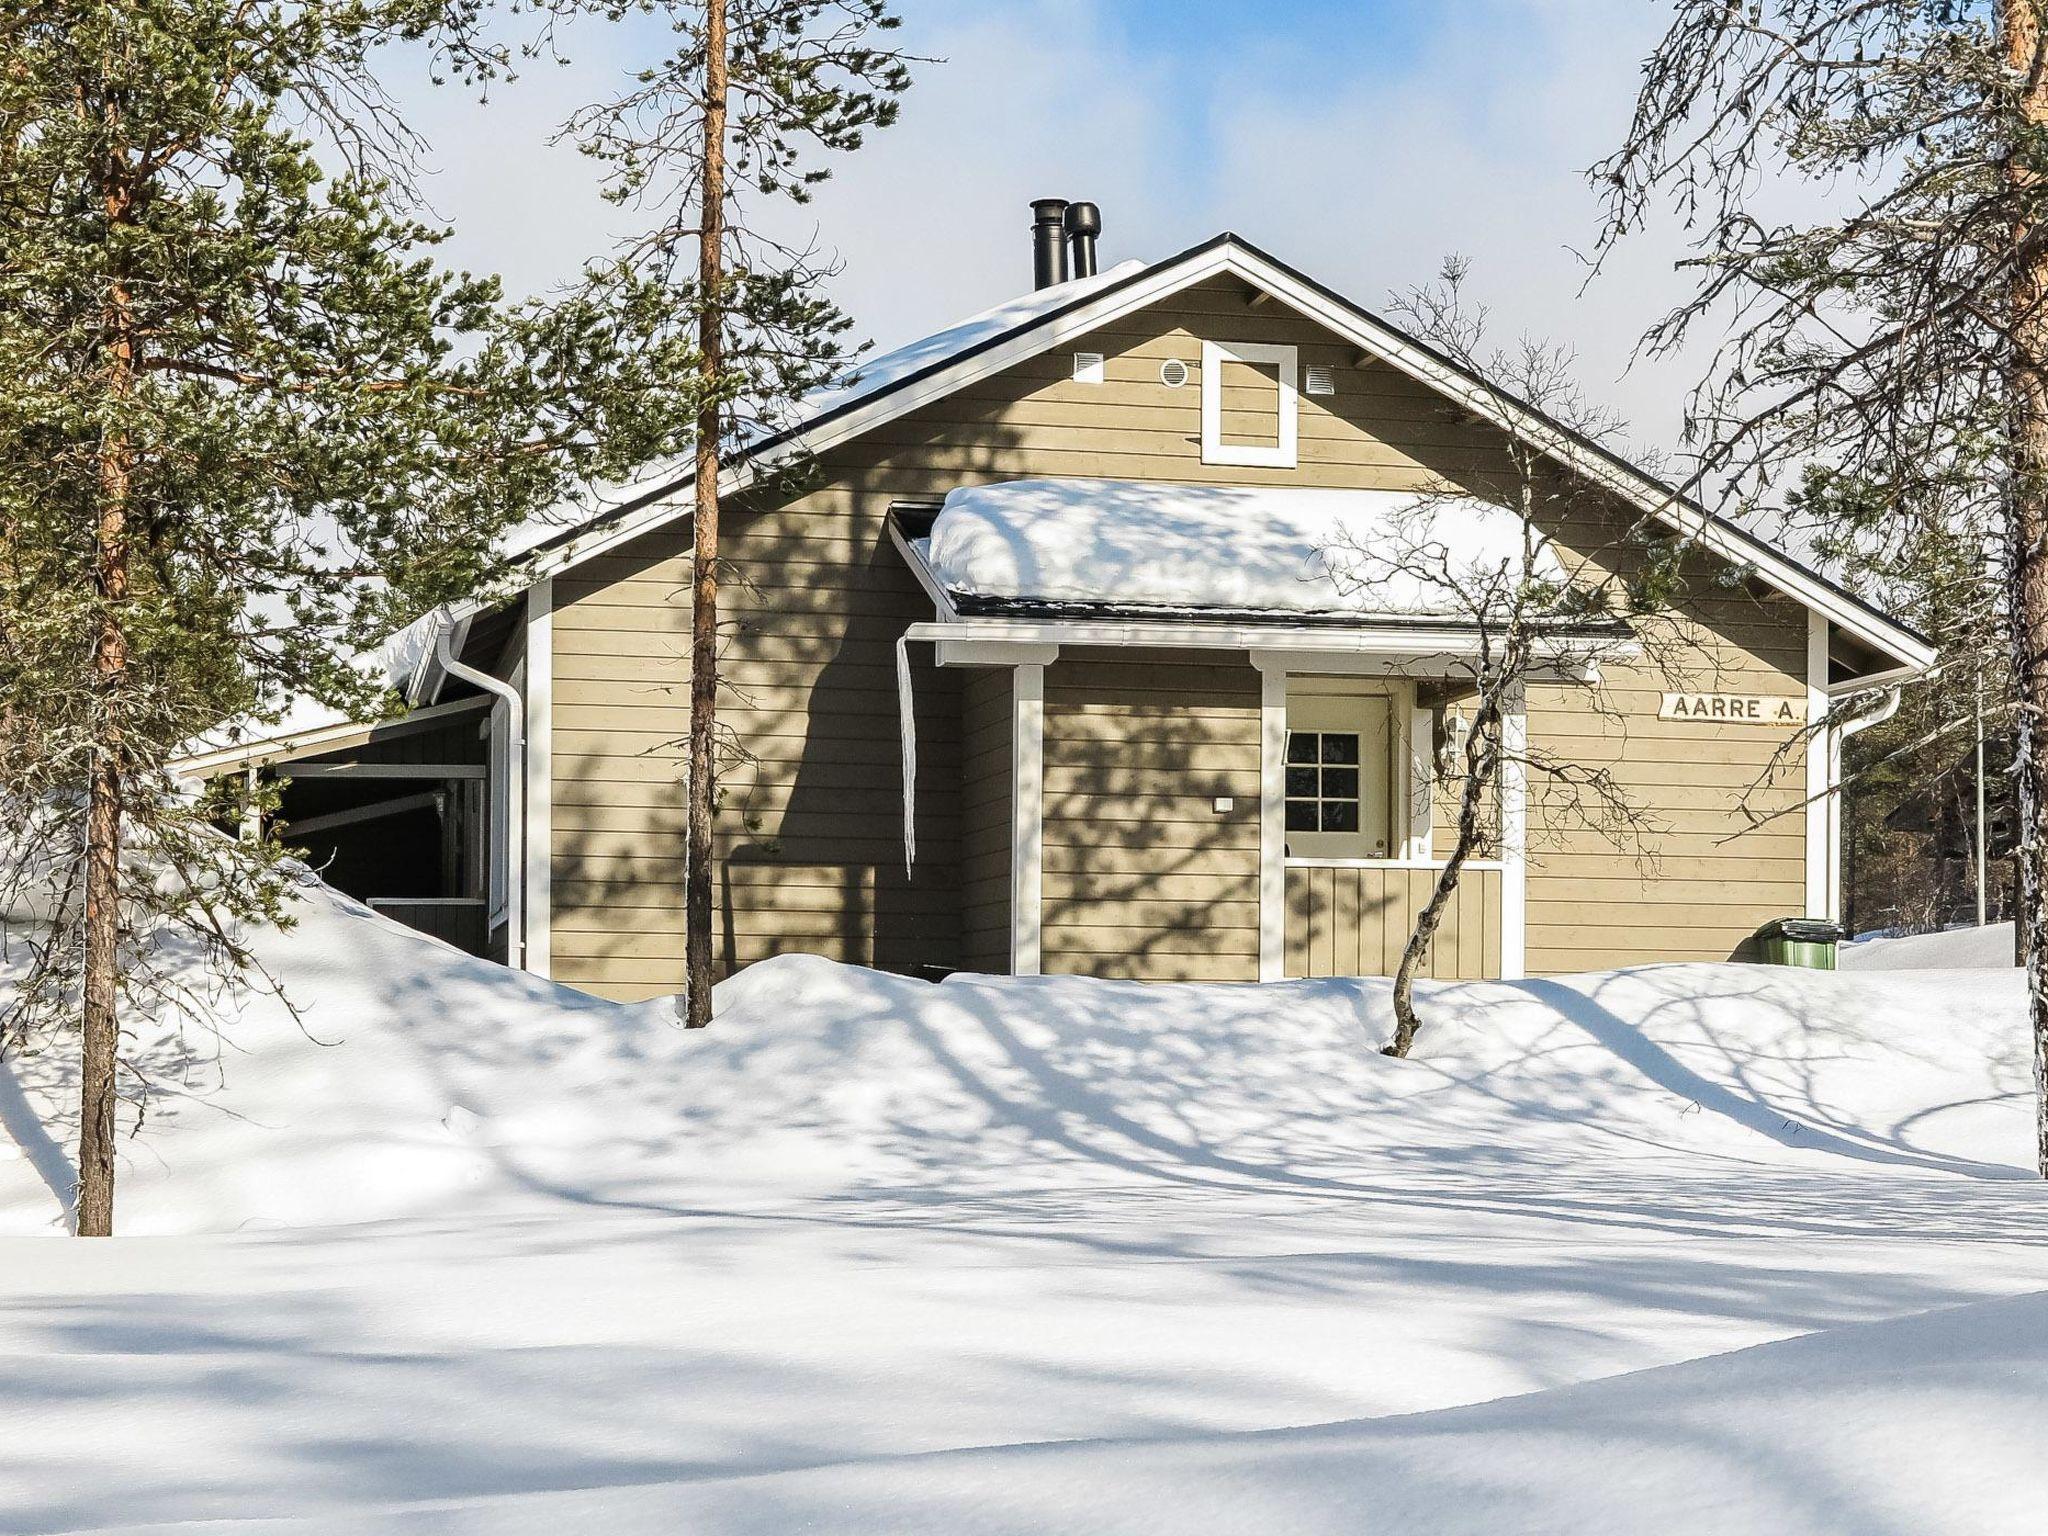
top-left (1039, 649), bottom-right (1262, 982)
top-left (1284, 865), bottom-right (1502, 979)
top-left (549, 517), bottom-right (963, 1001)
top-left (543, 271), bottom-right (1812, 996)
top-left (1523, 659), bottom-right (1809, 971)
top-left (1518, 502), bottom-right (1812, 972)
top-left (960, 669), bottom-right (1014, 973)
top-left (368, 899), bottom-right (490, 957)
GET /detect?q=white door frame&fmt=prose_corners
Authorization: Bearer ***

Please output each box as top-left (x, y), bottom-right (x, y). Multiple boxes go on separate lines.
top-left (1255, 656), bottom-right (1527, 981)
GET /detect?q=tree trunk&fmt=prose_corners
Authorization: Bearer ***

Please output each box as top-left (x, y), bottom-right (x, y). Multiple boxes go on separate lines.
top-left (77, 90), bottom-right (135, 1234)
top-left (683, 0), bottom-right (729, 1030)
top-left (75, 601), bottom-right (126, 1236)
top-left (2002, 0), bottom-right (2048, 1176)
top-left (1386, 686), bottom-right (1501, 1058)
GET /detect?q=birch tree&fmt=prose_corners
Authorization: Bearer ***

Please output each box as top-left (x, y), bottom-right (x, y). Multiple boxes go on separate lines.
top-left (1594, 0), bottom-right (2048, 1174)
top-left (1335, 263), bottom-right (1673, 1057)
top-left (553, 0), bottom-right (912, 1028)
top-left (0, 0), bottom-right (704, 1233)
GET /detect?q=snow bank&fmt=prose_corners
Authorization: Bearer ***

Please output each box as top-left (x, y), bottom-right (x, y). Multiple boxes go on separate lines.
top-left (5, 882), bottom-right (2047, 1534)
top-left (924, 477), bottom-right (1564, 615)
top-left (3, 876), bottom-right (2035, 1236)
top-left (1842, 922), bottom-right (2018, 971)
top-left (123, 1287), bottom-right (2039, 1536)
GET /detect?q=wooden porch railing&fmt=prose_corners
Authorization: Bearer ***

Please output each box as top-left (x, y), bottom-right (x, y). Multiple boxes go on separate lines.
top-left (1283, 862), bottom-right (1503, 979)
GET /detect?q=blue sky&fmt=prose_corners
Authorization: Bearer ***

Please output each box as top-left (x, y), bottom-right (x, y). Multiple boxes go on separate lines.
top-left (396, 1), bottom-right (1704, 452)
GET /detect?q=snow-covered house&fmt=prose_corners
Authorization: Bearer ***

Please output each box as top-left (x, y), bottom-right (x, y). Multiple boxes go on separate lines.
top-left (176, 207), bottom-right (1932, 1001)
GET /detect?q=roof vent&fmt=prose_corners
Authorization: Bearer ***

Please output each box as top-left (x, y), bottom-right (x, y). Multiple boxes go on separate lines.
top-left (1073, 351), bottom-right (1105, 384)
top-left (1159, 357), bottom-right (1191, 388)
top-left (1064, 202), bottom-right (1102, 280)
top-left (1031, 199), bottom-right (1070, 290)
top-left (1304, 364), bottom-right (1337, 397)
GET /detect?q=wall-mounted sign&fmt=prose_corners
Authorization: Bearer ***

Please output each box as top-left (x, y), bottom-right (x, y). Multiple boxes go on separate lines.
top-left (1658, 693), bottom-right (1808, 726)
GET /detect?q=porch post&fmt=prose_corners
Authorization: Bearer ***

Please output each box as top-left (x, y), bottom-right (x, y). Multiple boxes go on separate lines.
top-left (1011, 660), bottom-right (1047, 976)
top-left (1257, 661), bottom-right (1288, 981)
top-left (1500, 678), bottom-right (1527, 980)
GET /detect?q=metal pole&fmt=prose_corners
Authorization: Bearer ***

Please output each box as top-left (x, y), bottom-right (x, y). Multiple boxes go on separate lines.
top-left (1977, 667), bottom-right (1990, 927)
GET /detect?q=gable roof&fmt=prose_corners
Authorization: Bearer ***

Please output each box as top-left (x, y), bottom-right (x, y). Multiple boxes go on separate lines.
top-left (508, 233), bottom-right (1935, 673)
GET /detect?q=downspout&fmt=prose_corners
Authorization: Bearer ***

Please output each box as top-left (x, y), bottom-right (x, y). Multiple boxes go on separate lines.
top-left (1828, 684), bottom-right (1904, 924)
top-left (435, 622), bottom-right (525, 967)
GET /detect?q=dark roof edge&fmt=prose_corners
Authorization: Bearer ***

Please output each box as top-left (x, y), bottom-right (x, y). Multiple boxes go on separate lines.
top-left (519, 230), bottom-right (1928, 654)
top-left (1214, 234), bottom-right (1931, 652)
top-left (520, 235), bottom-right (1235, 564)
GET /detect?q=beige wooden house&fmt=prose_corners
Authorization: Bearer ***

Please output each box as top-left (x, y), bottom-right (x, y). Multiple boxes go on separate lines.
top-left (178, 213), bottom-right (1932, 1002)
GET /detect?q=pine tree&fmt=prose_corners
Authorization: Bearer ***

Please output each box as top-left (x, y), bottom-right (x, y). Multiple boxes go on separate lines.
top-left (0, 0), bottom-right (705, 1232)
top-left (1597, 0), bottom-right (2048, 1176)
top-left (554, 0), bottom-right (912, 1027)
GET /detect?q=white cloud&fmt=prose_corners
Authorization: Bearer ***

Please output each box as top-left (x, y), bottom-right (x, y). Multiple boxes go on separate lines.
top-left (388, 0), bottom-right (1721, 456)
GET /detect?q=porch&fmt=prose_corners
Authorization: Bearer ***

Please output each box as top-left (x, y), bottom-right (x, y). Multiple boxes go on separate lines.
top-left (921, 634), bottom-right (1538, 984)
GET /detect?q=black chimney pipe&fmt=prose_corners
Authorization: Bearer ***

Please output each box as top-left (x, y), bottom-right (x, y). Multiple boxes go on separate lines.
top-left (1064, 201), bottom-right (1102, 280)
top-left (1031, 198), bottom-right (1070, 289)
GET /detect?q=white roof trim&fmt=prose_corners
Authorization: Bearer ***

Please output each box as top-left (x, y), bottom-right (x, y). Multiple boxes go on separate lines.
top-left (512, 236), bottom-right (1933, 673)
top-left (904, 617), bottom-right (1638, 665)
top-left (172, 692), bottom-right (494, 778)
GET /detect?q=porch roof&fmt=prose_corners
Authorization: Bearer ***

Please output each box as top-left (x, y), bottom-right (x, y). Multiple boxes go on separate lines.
top-left (913, 478), bottom-right (1567, 624)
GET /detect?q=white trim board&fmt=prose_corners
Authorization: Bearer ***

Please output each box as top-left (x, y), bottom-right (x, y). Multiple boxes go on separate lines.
top-left (1805, 610), bottom-right (1834, 920)
top-left (1499, 679), bottom-right (1528, 981)
top-left (509, 235), bottom-right (1931, 674)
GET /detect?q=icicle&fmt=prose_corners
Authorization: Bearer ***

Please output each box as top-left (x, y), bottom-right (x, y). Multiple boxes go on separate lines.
top-left (896, 632), bottom-right (917, 877)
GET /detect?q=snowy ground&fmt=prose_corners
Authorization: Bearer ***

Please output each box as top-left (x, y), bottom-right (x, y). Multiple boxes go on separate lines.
top-left (1841, 920), bottom-right (2019, 971)
top-left (3, 880), bottom-right (2045, 1533)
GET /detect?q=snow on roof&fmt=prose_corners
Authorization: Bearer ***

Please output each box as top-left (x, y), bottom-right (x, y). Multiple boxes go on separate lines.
top-left (505, 262), bottom-right (1152, 565)
top-left (799, 261), bottom-right (1148, 425)
top-left (922, 477), bottom-right (1565, 619)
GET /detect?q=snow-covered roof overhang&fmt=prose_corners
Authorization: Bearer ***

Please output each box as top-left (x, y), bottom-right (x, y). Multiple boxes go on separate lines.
top-left (481, 232), bottom-right (1931, 675)
top-left (918, 478), bottom-right (1568, 623)
top-left (171, 692), bottom-right (494, 779)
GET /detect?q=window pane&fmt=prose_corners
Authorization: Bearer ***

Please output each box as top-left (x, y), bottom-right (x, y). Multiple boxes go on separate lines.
top-left (1321, 733), bottom-right (1359, 765)
top-left (1287, 732), bottom-right (1318, 764)
top-left (1320, 800), bottom-right (1359, 832)
top-left (1320, 767), bottom-right (1359, 800)
top-left (1285, 800), bottom-right (1318, 832)
top-left (1286, 765), bottom-right (1319, 797)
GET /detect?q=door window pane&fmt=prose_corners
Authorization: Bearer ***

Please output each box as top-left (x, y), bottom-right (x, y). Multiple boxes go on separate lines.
top-left (1284, 729), bottom-right (1369, 847)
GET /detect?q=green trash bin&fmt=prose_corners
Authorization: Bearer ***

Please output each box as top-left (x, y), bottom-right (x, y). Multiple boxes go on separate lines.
top-left (1752, 916), bottom-right (1845, 969)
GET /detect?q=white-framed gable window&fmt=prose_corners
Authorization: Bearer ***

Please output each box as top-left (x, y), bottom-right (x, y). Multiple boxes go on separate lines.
top-left (1201, 339), bottom-right (1299, 468)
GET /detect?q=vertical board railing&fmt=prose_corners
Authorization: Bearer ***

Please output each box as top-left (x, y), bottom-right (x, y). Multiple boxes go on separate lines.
top-left (1283, 864), bottom-right (1502, 979)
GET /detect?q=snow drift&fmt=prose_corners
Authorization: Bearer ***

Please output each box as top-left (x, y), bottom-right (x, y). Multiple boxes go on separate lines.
top-left (6, 880), bottom-right (2048, 1535)
top-left (80, 1287), bottom-right (2048, 1536)
top-left (2, 876), bottom-right (2035, 1236)
top-left (1842, 921), bottom-right (2019, 971)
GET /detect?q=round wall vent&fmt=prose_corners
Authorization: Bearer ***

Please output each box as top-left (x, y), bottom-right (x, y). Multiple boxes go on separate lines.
top-left (1159, 357), bottom-right (1191, 388)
